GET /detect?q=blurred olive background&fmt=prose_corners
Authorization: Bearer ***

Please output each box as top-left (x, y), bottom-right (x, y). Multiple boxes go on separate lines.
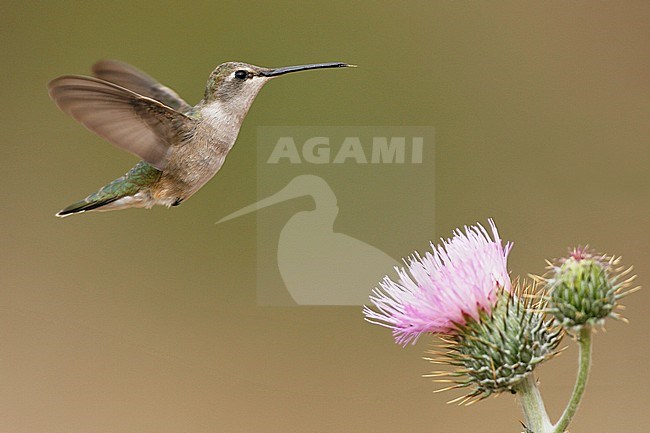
top-left (1, 1), bottom-right (648, 432)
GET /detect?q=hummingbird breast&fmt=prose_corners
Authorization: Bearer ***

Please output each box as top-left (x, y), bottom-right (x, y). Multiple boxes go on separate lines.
top-left (152, 117), bottom-right (240, 204)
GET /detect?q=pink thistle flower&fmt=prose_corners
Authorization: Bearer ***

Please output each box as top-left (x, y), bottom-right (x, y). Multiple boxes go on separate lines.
top-left (363, 219), bottom-right (512, 345)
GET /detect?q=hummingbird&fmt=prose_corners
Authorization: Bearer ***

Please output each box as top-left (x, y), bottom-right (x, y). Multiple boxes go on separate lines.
top-left (49, 60), bottom-right (353, 217)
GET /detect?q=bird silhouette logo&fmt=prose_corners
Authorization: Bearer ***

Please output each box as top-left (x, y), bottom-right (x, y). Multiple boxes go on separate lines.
top-left (218, 175), bottom-right (398, 305)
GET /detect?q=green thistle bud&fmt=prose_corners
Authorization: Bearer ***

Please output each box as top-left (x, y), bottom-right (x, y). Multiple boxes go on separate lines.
top-left (544, 247), bottom-right (638, 331)
top-left (425, 283), bottom-right (563, 405)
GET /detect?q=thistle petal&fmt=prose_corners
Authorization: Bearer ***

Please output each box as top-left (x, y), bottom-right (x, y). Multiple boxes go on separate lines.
top-left (364, 219), bottom-right (512, 345)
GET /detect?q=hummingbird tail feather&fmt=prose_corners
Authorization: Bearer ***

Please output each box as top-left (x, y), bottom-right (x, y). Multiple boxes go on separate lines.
top-left (56, 196), bottom-right (122, 217)
top-left (55, 161), bottom-right (161, 217)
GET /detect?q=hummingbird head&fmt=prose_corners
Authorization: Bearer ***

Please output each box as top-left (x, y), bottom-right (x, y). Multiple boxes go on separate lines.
top-left (202, 61), bottom-right (354, 119)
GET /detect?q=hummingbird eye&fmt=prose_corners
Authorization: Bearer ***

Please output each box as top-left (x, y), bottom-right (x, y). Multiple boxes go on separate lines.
top-left (234, 70), bottom-right (249, 80)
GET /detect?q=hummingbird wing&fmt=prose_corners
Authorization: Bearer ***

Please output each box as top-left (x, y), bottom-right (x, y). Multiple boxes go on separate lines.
top-left (91, 60), bottom-right (192, 112)
top-left (48, 75), bottom-right (193, 170)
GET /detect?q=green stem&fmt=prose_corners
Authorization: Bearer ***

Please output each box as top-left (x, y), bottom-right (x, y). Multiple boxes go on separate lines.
top-left (553, 326), bottom-right (593, 433)
top-left (514, 373), bottom-right (553, 433)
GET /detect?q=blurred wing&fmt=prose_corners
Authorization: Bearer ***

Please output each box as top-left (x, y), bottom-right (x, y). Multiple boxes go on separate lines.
top-left (92, 60), bottom-right (192, 112)
top-left (48, 75), bottom-right (192, 170)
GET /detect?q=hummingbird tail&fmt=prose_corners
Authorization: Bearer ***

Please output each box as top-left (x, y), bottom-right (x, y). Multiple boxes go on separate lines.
top-left (56, 196), bottom-right (123, 217)
top-left (56, 161), bottom-right (161, 217)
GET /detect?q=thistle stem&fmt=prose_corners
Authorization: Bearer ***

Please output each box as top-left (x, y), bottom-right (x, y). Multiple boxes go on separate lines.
top-left (514, 373), bottom-right (553, 433)
top-left (553, 326), bottom-right (592, 433)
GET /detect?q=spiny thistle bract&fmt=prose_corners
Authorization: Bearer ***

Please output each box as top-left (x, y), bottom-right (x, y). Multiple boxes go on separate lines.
top-left (425, 283), bottom-right (563, 405)
top-left (543, 247), bottom-right (639, 330)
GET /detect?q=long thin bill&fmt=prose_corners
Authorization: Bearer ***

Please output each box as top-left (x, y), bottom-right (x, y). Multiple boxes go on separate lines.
top-left (260, 62), bottom-right (354, 77)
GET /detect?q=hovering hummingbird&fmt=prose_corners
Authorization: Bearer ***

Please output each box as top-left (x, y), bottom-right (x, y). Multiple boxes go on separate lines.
top-left (49, 60), bottom-right (353, 217)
